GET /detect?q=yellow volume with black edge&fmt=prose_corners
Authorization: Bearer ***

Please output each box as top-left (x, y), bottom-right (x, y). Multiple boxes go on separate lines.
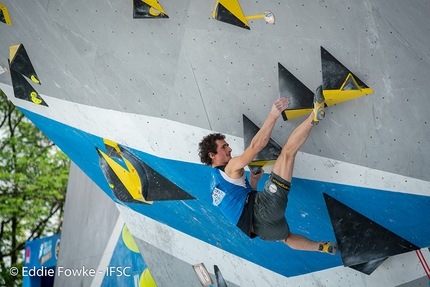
top-left (0, 4), bottom-right (12, 26)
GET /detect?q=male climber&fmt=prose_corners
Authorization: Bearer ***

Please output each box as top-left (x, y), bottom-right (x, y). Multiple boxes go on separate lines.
top-left (198, 86), bottom-right (337, 255)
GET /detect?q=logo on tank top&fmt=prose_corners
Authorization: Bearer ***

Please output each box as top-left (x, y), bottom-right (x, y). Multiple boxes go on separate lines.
top-left (212, 187), bottom-right (226, 206)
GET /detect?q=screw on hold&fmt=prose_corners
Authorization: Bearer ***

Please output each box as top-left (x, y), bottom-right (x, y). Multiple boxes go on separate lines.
top-left (263, 11), bottom-right (275, 24)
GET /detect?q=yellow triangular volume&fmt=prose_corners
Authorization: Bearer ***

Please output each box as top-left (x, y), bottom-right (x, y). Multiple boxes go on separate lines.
top-left (141, 0), bottom-right (167, 15)
top-left (341, 73), bottom-right (360, 90)
top-left (282, 108), bottom-right (313, 121)
top-left (249, 160), bottom-right (276, 168)
top-left (100, 141), bottom-right (152, 204)
top-left (104, 138), bottom-right (122, 155)
top-left (0, 4), bottom-right (12, 26)
top-left (212, 0), bottom-right (249, 28)
top-left (324, 73), bottom-right (374, 106)
top-left (9, 44), bottom-right (20, 63)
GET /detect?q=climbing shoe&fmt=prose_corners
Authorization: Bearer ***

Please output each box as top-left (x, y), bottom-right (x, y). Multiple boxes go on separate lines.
top-left (318, 242), bottom-right (338, 255)
top-left (312, 85), bottom-right (325, 125)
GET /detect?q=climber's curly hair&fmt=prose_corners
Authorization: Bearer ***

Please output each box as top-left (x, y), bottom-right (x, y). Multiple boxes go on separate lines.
top-left (198, 133), bottom-right (225, 166)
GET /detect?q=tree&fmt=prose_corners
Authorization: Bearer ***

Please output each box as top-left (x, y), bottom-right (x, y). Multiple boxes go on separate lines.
top-left (0, 89), bottom-right (70, 286)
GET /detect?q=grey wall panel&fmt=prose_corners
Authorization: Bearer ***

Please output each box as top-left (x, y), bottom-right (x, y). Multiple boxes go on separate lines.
top-left (54, 163), bottom-right (120, 287)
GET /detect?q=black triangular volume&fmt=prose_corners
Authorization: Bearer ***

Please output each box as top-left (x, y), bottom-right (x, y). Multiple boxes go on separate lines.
top-left (119, 147), bottom-right (195, 201)
top-left (320, 46), bottom-right (368, 90)
top-left (323, 193), bottom-right (419, 273)
top-left (243, 114), bottom-right (281, 162)
top-left (278, 62), bottom-right (314, 110)
top-left (9, 44), bottom-right (41, 84)
top-left (97, 148), bottom-right (144, 204)
top-left (133, 0), bottom-right (168, 19)
top-left (9, 61), bottom-right (48, 106)
top-left (214, 265), bottom-right (228, 287)
top-left (214, 3), bottom-right (249, 30)
top-left (349, 257), bottom-right (387, 275)
top-left (97, 146), bottom-right (194, 203)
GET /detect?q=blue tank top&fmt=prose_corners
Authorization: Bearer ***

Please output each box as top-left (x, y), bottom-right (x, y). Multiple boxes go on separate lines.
top-left (211, 166), bottom-right (254, 224)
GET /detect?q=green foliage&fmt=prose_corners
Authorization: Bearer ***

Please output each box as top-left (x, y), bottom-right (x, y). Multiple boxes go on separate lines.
top-left (0, 89), bottom-right (70, 286)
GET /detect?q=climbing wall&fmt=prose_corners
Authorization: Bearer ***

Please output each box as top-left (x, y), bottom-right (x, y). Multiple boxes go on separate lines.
top-left (1, 0), bottom-right (430, 286)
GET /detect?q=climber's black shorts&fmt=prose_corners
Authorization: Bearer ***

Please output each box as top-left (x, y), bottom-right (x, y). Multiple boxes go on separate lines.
top-left (253, 172), bottom-right (291, 241)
